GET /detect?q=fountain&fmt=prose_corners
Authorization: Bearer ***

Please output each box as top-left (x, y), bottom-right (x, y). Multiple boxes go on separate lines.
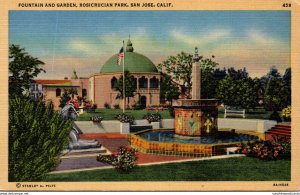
top-left (172, 47), bottom-right (218, 137)
top-left (129, 48), bottom-right (260, 156)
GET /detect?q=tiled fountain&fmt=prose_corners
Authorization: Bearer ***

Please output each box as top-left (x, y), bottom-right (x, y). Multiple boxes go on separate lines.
top-left (130, 48), bottom-right (259, 156)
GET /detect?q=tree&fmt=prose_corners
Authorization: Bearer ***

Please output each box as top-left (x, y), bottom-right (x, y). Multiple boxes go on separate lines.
top-left (157, 52), bottom-right (193, 97)
top-left (160, 73), bottom-right (180, 105)
top-left (9, 44), bottom-right (45, 97)
top-left (260, 66), bottom-right (281, 91)
top-left (264, 77), bottom-right (288, 111)
top-left (116, 71), bottom-right (136, 107)
top-left (68, 88), bottom-right (78, 99)
top-left (9, 97), bottom-right (72, 181)
top-left (227, 67), bottom-right (249, 80)
top-left (216, 76), bottom-right (259, 110)
top-left (59, 90), bottom-right (71, 108)
top-left (201, 67), bottom-right (226, 99)
top-left (157, 52), bottom-right (218, 98)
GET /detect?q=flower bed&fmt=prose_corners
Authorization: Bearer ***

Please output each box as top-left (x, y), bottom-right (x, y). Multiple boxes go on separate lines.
top-left (115, 113), bottom-right (135, 124)
top-left (90, 115), bottom-right (103, 123)
top-left (143, 113), bottom-right (162, 123)
top-left (236, 140), bottom-right (291, 160)
top-left (97, 146), bottom-right (138, 172)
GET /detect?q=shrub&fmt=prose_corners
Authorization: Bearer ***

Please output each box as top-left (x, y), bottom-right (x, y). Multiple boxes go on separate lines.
top-left (282, 106), bottom-right (291, 122)
top-left (269, 111), bottom-right (282, 122)
top-left (9, 97), bottom-right (72, 181)
top-left (143, 113), bottom-right (162, 123)
top-left (97, 146), bottom-right (138, 173)
top-left (132, 103), bottom-right (144, 110)
top-left (167, 106), bottom-right (175, 118)
top-left (115, 113), bottom-right (135, 124)
top-left (236, 140), bottom-right (291, 160)
top-left (104, 102), bottom-right (111, 109)
top-left (113, 104), bottom-right (120, 109)
top-left (90, 115), bottom-right (103, 123)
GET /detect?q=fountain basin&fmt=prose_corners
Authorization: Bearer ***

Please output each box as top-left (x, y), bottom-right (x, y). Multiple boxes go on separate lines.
top-left (129, 129), bottom-right (260, 157)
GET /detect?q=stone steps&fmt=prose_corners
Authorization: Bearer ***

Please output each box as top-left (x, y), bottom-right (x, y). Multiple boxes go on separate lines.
top-left (265, 123), bottom-right (291, 141)
top-left (61, 146), bottom-right (111, 159)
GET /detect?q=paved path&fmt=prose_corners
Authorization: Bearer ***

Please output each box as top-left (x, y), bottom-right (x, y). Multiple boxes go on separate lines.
top-left (54, 133), bottom-right (197, 173)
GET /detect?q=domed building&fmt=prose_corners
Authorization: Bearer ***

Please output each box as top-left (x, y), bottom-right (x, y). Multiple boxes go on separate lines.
top-left (88, 39), bottom-right (161, 109)
top-left (30, 39), bottom-right (161, 110)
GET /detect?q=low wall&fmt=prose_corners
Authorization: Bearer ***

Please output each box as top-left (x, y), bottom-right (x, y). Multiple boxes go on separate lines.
top-left (75, 121), bottom-right (120, 133)
top-left (218, 118), bottom-right (277, 133)
top-left (75, 118), bottom-right (277, 134)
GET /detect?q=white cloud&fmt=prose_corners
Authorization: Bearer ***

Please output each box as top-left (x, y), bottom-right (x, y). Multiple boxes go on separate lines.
top-left (170, 28), bottom-right (232, 48)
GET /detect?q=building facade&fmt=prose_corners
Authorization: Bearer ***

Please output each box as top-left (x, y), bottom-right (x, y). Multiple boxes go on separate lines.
top-left (31, 39), bottom-right (161, 110)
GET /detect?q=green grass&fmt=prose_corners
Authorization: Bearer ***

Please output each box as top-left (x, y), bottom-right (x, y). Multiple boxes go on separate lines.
top-left (77, 109), bottom-right (173, 121)
top-left (78, 107), bottom-right (276, 121)
top-left (45, 157), bottom-right (290, 181)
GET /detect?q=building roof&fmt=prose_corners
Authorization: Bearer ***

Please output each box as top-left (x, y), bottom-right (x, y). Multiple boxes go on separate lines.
top-left (33, 80), bottom-right (79, 87)
top-left (100, 39), bottom-right (158, 74)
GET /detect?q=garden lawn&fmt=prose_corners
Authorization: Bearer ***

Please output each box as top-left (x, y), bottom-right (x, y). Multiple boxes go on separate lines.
top-left (45, 157), bottom-right (290, 181)
top-left (78, 107), bottom-right (277, 121)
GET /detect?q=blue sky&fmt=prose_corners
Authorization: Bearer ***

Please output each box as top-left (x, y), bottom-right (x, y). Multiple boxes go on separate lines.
top-left (9, 11), bottom-right (291, 79)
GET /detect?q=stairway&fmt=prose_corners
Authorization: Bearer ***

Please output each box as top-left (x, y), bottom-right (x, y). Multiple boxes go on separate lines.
top-left (265, 123), bottom-right (291, 142)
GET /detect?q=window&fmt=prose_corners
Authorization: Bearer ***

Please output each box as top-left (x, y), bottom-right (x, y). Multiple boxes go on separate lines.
top-left (56, 88), bottom-right (61, 97)
top-left (111, 77), bottom-right (118, 90)
top-left (150, 76), bottom-right (159, 88)
top-left (82, 89), bottom-right (87, 97)
top-left (139, 76), bottom-right (148, 89)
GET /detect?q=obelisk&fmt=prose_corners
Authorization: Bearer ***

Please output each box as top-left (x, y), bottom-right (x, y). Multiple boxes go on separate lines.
top-left (191, 47), bottom-right (201, 99)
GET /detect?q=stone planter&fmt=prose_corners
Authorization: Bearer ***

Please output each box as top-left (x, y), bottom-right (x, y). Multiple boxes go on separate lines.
top-left (151, 121), bottom-right (160, 129)
top-left (120, 122), bottom-right (130, 134)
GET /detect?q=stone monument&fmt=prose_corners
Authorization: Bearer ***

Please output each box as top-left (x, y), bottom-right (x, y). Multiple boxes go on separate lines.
top-left (173, 47), bottom-right (219, 136)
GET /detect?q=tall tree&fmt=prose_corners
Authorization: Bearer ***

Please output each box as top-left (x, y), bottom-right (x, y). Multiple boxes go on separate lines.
top-left (116, 71), bottom-right (136, 107)
top-left (260, 66), bottom-right (282, 91)
top-left (227, 67), bottom-right (249, 80)
top-left (157, 52), bottom-right (193, 98)
top-left (9, 44), bottom-right (45, 97)
top-left (264, 77), bottom-right (289, 111)
top-left (216, 76), bottom-right (259, 110)
top-left (157, 52), bottom-right (218, 98)
top-left (283, 67), bottom-right (291, 105)
top-left (160, 73), bottom-right (180, 105)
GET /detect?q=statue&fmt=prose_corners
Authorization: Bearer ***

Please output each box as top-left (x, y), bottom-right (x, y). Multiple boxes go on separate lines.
top-left (61, 103), bottom-right (101, 150)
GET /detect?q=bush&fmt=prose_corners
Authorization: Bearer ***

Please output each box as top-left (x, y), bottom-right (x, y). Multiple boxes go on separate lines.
top-left (9, 97), bottom-right (72, 181)
top-left (167, 106), bottom-right (175, 118)
top-left (269, 111), bottom-right (282, 122)
top-left (132, 103), bottom-right (144, 110)
top-left (236, 140), bottom-right (291, 160)
top-left (143, 113), bottom-right (162, 123)
top-left (104, 102), bottom-right (111, 109)
top-left (113, 104), bottom-right (120, 109)
top-left (90, 115), bottom-right (103, 123)
top-left (282, 106), bottom-right (291, 122)
top-left (97, 146), bottom-right (138, 173)
top-left (115, 113), bottom-right (135, 124)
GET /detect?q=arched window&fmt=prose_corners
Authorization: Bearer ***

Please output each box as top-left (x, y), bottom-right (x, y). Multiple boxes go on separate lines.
top-left (150, 76), bottom-right (159, 88)
top-left (56, 88), bottom-right (61, 97)
top-left (82, 89), bottom-right (87, 97)
top-left (111, 77), bottom-right (118, 90)
top-left (139, 76), bottom-right (148, 89)
top-left (134, 78), bottom-right (137, 90)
